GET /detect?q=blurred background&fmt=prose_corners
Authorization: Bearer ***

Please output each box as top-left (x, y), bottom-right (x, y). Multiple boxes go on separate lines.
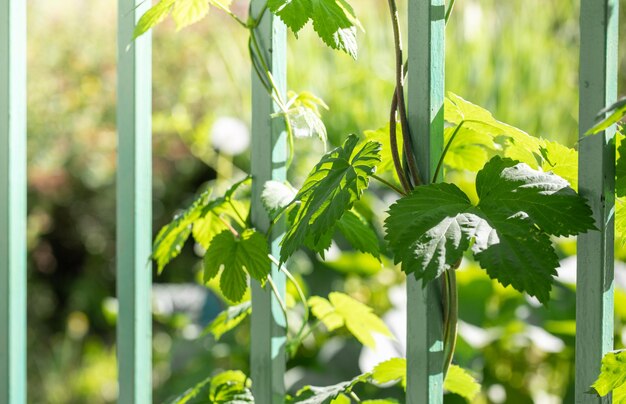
top-left (24, 0), bottom-right (626, 402)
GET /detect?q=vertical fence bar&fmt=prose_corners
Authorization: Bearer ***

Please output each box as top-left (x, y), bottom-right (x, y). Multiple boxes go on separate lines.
top-left (116, 0), bottom-right (152, 402)
top-left (250, 1), bottom-right (287, 402)
top-left (576, 0), bottom-right (618, 402)
top-left (0, 0), bottom-right (26, 402)
top-left (406, 0), bottom-right (445, 402)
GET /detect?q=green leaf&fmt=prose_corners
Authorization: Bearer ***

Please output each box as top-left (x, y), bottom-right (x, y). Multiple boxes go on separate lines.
top-left (203, 301), bottom-right (252, 340)
top-left (385, 156), bottom-right (595, 303)
top-left (371, 357), bottom-right (406, 389)
top-left (335, 210), bottom-right (380, 258)
top-left (171, 0), bottom-right (210, 31)
top-left (153, 189), bottom-right (212, 273)
top-left (616, 198), bottom-right (626, 245)
top-left (286, 91), bottom-right (329, 144)
top-left (210, 370), bottom-right (253, 403)
top-left (280, 134), bottom-right (381, 263)
top-left (371, 359), bottom-right (480, 401)
top-left (308, 292), bottom-right (392, 347)
top-left (538, 139), bottom-right (578, 190)
top-left (168, 375), bottom-right (212, 404)
top-left (134, 0), bottom-right (177, 39)
top-left (590, 350), bottom-right (626, 401)
top-left (204, 229), bottom-right (270, 302)
top-left (586, 96), bottom-right (626, 135)
top-left (289, 373), bottom-right (370, 404)
top-left (362, 123), bottom-right (403, 181)
top-left (616, 136), bottom-right (626, 198)
top-left (361, 400), bottom-right (400, 404)
top-left (267, 0), bottom-right (362, 59)
top-left (444, 364), bottom-right (481, 401)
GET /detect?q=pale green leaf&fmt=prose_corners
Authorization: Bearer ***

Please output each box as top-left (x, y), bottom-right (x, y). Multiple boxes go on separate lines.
top-left (371, 357), bottom-right (406, 389)
top-left (171, 0), bottom-right (210, 31)
top-left (210, 370), bottom-right (253, 403)
top-left (586, 97), bottom-right (626, 135)
top-left (280, 134), bottom-right (381, 263)
top-left (538, 139), bottom-right (578, 190)
top-left (329, 292), bottom-right (393, 348)
top-left (591, 350), bottom-right (626, 401)
top-left (363, 123), bottom-right (403, 181)
top-left (204, 229), bottom-right (270, 302)
top-left (444, 364), bottom-right (481, 401)
top-left (134, 0), bottom-right (176, 39)
top-left (617, 198), bottom-right (626, 245)
top-left (308, 296), bottom-right (344, 331)
top-left (203, 301), bottom-right (252, 340)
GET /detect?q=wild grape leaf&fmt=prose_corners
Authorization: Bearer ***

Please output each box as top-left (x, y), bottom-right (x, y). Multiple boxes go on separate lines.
top-left (308, 292), bottom-right (392, 347)
top-left (203, 301), bottom-right (252, 340)
top-left (385, 156), bottom-right (595, 303)
top-left (280, 134), bottom-right (381, 263)
top-left (476, 156), bottom-right (595, 237)
top-left (335, 210), bottom-right (380, 258)
top-left (204, 229), bottom-right (270, 302)
top-left (591, 350), bottom-right (626, 401)
top-left (267, 0), bottom-right (362, 59)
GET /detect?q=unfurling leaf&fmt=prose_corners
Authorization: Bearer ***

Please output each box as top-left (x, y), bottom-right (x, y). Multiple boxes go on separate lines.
top-left (590, 350), bottom-right (626, 401)
top-left (203, 301), bottom-right (252, 340)
top-left (308, 292), bottom-right (392, 348)
top-left (385, 156), bottom-right (595, 303)
top-left (280, 134), bottom-right (381, 263)
top-left (371, 358), bottom-right (480, 401)
top-left (267, 0), bottom-right (363, 59)
top-left (204, 229), bottom-right (270, 302)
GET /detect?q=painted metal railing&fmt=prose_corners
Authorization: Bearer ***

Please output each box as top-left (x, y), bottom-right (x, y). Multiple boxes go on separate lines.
top-left (0, 0), bottom-right (618, 402)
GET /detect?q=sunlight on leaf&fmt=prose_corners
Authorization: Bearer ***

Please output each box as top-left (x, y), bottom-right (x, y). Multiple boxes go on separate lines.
top-left (203, 300), bottom-right (252, 340)
top-left (591, 350), bottom-right (626, 401)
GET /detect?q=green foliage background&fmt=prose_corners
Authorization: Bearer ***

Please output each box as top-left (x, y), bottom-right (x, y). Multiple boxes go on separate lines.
top-left (25, 0), bottom-right (626, 402)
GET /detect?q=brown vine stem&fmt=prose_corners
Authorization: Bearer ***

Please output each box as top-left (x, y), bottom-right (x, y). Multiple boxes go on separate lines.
top-left (387, 0), bottom-right (421, 188)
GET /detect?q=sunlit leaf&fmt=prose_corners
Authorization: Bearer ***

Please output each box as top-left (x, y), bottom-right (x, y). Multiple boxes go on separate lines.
top-left (590, 350), bottom-right (626, 401)
top-left (203, 301), bottom-right (252, 340)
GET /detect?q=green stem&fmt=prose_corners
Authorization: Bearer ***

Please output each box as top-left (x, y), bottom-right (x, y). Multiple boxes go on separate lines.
top-left (349, 391), bottom-right (362, 402)
top-left (372, 174), bottom-right (407, 195)
top-left (267, 274), bottom-right (290, 331)
top-left (445, 0), bottom-right (457, 26)
top-left (387, 0), bottom-right (421, 188)
top-left (442, 264), bottom-right (459, 377)
top-left (432, 120), bottom-right (465, 183)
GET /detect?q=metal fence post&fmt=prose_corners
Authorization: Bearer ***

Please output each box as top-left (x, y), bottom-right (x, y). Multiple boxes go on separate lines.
top-left (576, 0), bottom-right (618, 402)
top-left (116, 0), bottom-right (153, 402)
top-left (0, 0), bottom-right (27, 402)
top-left (406, 0), bottom-right (446, 402)
top-left (249, 1), bottom-right (287, 402)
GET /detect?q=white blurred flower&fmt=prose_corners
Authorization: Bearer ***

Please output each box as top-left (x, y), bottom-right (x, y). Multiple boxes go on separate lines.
top-left (211, 117), bottom-right (250, 155)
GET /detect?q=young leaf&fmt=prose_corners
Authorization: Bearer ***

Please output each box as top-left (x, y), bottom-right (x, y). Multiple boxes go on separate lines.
top-left (385, 156), bottom-right (595, 303)
top-left (308, 292), bottom-right (393, 348)
top-left (203, 300), bottom-right (252, 340)
top-left (371, 357), bottom-right (406, 389)
top-left (280, 134), bottom-right (381, 263)
top-left (286, 91), bottom-right (329, 144)
top-left (210, 370), bottom-right (254, 403)
top-left (267, 0), bottom-right (362, 59)
top-left (204, 229), bottom-right (270, 302)
top-left (171, 0), bottom-right (210, 31)
top-left (590, 350), bottom-right (626, 401)
top-left (585, 96), bottom-right (626, 135)
top-left (335, 210), bottom-right (380, 258)
top-left (371, 358), bottom-right (480, 401)
top-left (443, 364), bottom-right (481, 401)
top-left (134, 0), bottom-right (176, 39)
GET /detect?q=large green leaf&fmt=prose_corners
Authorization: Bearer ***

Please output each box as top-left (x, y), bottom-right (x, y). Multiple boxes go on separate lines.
top-left (267, 0), bottom-right (362, 59)
top-left (385, 156), bottom-right (595, 303)
top-left (204, 229), bottom-right (270, 302)
top-left (308, 292), bottom-right (392, 347)
top-left (591, 350), bottom-right (626, 401)
top-left (280, 134), bottom-right (381, 262)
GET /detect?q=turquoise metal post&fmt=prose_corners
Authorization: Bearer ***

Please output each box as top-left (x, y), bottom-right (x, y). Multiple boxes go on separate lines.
top-left (0, 0), bottom-right (26, 402)
top-left (576, 0), bottom-right (618, 402)
top-left (249, 1), bottom-right (287, 402)
top-left (117, 0), bottom-right (152, 402)
top-left (406, 0), bottom-right (445, 402)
